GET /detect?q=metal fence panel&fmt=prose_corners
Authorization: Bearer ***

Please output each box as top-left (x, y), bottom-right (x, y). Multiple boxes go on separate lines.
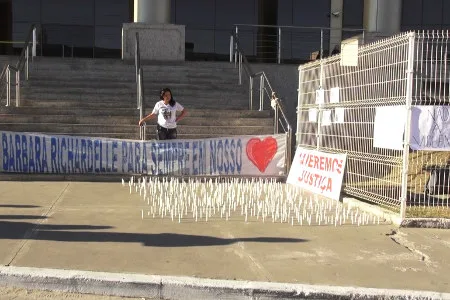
top-left (297, 33), bottom-right (411, 211)
top-left (298, 31), bottom-right (450, 218)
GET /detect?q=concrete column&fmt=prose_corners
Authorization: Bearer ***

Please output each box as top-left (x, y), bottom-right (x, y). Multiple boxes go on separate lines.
top-left (329, 0), bottom-right (343, 55)
top-left (363, 0), bottom-right (402, 34)
top-left (134, 0), bottom-right (170, 24)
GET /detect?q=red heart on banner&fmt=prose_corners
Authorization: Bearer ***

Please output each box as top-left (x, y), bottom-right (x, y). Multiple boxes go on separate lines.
top-left (246, 137), bottom-right (278, 173)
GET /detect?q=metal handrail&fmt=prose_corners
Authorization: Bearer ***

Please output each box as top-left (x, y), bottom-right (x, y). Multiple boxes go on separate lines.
top-left (135, 32), bottom-right (146, 141)
top-left (233, 24), bottom-right (365, 64)
top-left (232, 32), bottom-right (293, 172)
top-left (0, 65), bottom-right (7, 102)
top-left (0, 24), bottom-right (37, 106)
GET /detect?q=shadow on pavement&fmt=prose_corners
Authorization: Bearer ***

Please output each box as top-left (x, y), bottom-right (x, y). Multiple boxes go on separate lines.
top-left (0, 219), bottom-right (308, 247)
top-left (0, 221), bottom-right (114, 239)
top-left (34, 231), bottom-right (308, 247)
top-left (0, 206), bottom-right (308, 247)
top-left (0, 215), bottom-right (47, 220)
top-left (0, 205), bottom-right (40, 208)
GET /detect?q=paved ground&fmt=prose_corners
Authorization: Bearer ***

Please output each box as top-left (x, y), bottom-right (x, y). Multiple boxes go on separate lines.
top-left (0, 181), bottom-right (449, 297)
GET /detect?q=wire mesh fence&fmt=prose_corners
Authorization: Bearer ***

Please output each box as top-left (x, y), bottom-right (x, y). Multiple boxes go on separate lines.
top-left (407, 31), bottom-right (450, 217)
top-left (297, 31), bottom-right (450, 219)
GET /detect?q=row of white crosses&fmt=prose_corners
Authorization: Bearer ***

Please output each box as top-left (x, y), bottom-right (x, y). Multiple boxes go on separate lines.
top-left (123, 176), bottom-right (382, 226)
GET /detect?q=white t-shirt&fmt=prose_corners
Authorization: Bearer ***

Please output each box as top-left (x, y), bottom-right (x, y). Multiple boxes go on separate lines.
top-left (152, 100), bottom-right (184, 129)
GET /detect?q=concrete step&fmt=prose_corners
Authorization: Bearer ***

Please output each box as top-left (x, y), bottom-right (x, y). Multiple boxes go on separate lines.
top-left (24, 78), bottom-right (242, 89)
top-left (0, 114), bottom-right (274, 127)
top-left (0, 106), bottom-right (272, 118)
top-left (18, 98), bottom-right (248, 110)
top-left (0, 123), bottom-right (273, 135)
top-left (21, 85), bottom-right (246, 97)
top-left (29, 68), bottom-right (238, 79)
top-left (0, 106), bottom-right (139, 116)
top-left (18, 96), bottom-right (249, 108)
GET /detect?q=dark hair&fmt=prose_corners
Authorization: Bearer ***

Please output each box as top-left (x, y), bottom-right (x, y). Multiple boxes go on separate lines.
top-left (160, 88), bottom-right (176, 107)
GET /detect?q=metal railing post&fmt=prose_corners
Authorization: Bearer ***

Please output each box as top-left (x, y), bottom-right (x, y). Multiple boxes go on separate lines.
top-left (229, 35), bottom-right (234, 63)
top-left (249, 76), bottom-right (254, 110)
top-left (135, 33), bottom-right (139, 83)
top-left (6, 67), bottom-right (10, 106)
top-left (277, 27), bottom-right (281, 64)
top-left (234, 26), bottom-right (238, 67)
top-left (259, 75), bottom-right (264, 111)
top-left (25, 46), bottom-right (29, 80)
top-left (140, 125), bottom-right (146, 141)
top-left (16, 70), bottom-right (20, 107)
top-left (137, 68), bottom-right (142, 110)
top-left (238, 53), bottom-right (242, 85)
top-left (400, 32), bottom-right (416, 220)
top-left (274, 106), bottom-right (279, 134)
top-left (32, 27), bottom-right (37, 59)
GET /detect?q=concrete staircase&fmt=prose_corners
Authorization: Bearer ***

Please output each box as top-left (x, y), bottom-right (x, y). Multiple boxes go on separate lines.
top-left (0, 57), bottom-right (274, 140)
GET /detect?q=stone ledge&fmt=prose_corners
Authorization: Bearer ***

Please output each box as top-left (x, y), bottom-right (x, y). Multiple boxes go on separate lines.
top-left (122, 23), bottom-right (185, 61)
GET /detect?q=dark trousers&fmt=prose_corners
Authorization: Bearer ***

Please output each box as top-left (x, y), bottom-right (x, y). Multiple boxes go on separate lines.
top-left (156, 124), bottom-right (177, 140)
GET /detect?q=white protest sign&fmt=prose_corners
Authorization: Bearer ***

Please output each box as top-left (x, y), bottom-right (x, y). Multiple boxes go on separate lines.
top-left (330, 87), bottom-right (340, 104)
top-left (322, 110), bottom-right (332, 126)
top-left (287, 147), bottom-right (347, 201)
top-left (410, 105), bottom-right (450, 150)
top-left (0, 131), bottom-right (287, 176)
top-left (309, 108), bottom-right (318, 122)
top-left (334, 107), bottom-right (345, 123)
top-left (316, 89), bottom-right (324, 104)
top-left (373, 106), bottom-right (406, 150)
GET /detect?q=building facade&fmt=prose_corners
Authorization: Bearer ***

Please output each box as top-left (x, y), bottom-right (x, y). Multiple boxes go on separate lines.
top-left (1, 0), bottom-right (449, 60)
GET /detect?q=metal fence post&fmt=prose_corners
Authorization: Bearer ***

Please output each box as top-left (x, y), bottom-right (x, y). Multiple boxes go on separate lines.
top-left (400, 32), bottom-right (416, 220)
top-left (316, 89), bottom-right (323, 150)
top-left (287, 126), bottom-right (292, 172)
top-left (277, 27), bottom-right (281, 64)
top-left (320, 29), bottom-right (324, 88)
top-left (296, 66), bottom-right (303, 148)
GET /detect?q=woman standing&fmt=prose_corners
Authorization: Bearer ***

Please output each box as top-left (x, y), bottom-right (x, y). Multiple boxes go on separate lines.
top-left (138, 88), bottom-right (187, 140)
